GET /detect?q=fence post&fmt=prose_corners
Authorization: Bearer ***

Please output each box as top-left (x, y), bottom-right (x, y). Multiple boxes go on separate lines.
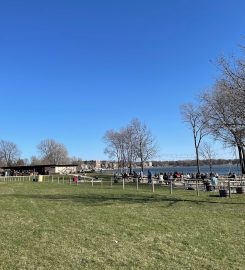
top-left (228, 179), bottom-right (231, 197)
top-left (123, 178), bottom-right (125, 190)
top-left (92, 178), bottom-right (93, 187)
top-left (110, 177), bottom-right (113, 187)
top-left (196, 179), bottom-right (199, 196)
top-left (136, 178), bottom-right (139, 191)
top-left (63, 176), bottom-right (64, 184)
top-left (170, 179), bottom-right (173, 194)
top-left (152, 179), bottom-right (155, 193)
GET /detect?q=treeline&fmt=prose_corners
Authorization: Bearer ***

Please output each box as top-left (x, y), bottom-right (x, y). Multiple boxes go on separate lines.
top-left (0, 139), bottom-right (82, 167)
top-left (151, 159), bottom-right (238, 167)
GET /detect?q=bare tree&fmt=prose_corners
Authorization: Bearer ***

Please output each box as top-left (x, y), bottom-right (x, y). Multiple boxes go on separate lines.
top-left (122, 125), bottom-right (138, 174)
top-left (37, 139), bottom-right (69, 165)
top-left (103, 118), bottom-right (158, 173)
top-left (215, 55), bottom-right (245, 123)
top-left (180, 103), bottom-right (207, 174)
top-left (103, 130), bottom-right (126, 173)
top-left (201, 84), bottom-right (245, 174)
top-left (200, 142), bottom-right (216, 173)
top-left (0, 140), bottom-right (21, 166)
top-left (130, 118), bottom-right (157, 172)
top-left (200, 50), bottom-right (245, 174)
top-left (30, 156), bottom-right (42, 165)
top-left (15, 158), bottom-right (29, 166)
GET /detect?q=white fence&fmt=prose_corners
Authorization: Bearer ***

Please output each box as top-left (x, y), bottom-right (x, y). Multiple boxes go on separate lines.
top-left (0, 176), bottom-right (33, 182)
top-left (0, 175), bottom-right (103, 187)
top-left (1, 174), bottom-right (245, 197)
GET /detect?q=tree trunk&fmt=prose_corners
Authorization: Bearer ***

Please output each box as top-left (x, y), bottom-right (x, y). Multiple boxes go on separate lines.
top-left (209, 161), bottom-right (212, 173)
top-left (140, 159), bottom-right (144, 172)
top-left (241, 146), bottom-right (245, 175)
top-left (117, 158), bottom-right (120, 173)
top-left (237, 145), bottom-right (245, 175)
top-left (195, 147), bottom-right (200, 174)
top-left (129, 162), bottom-right (132, 175)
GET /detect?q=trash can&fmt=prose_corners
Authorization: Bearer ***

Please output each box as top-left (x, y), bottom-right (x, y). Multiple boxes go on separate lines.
top-left (219, 189), bottom-right (228, 197)
top-left (236, 187), bottom-right (245, 194)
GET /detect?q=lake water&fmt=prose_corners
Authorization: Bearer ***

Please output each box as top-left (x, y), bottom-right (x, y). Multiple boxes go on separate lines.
top-left (142, 164), bottom-right (240, 176)
top-left (105, 164), bottom-right (241, 176)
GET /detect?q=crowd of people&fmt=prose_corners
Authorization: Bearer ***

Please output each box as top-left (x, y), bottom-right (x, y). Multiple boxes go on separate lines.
top-left (113, 169), bottom-right (238, 192)
top-left (113, 170), bottom-right (184, 184)
top-left (1, 169), bottom-right (38, 176)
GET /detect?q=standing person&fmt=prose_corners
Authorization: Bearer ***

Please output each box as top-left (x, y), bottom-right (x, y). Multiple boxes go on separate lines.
top-left (211, 175), bottom-right (218, 190)
top-left (147, 170), bottom-right (152, 184)
top-left (159, 173), bottom-right (164, 184)
top-left (122, 172), bottom-right (127, 181)
top-left (169, 173), bottom-right (173, 185)
top-left (139, 170), bottom-right (144, 183)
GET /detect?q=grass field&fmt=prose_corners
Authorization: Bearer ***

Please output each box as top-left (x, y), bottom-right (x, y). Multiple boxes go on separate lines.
top-left (0, 179), bottom-right (244, 270)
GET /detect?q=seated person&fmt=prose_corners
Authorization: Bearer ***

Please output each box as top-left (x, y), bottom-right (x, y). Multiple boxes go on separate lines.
top-left (228, 172), bottom-right (236, 179)
top-left (133, 171), bottom-right (138, 178)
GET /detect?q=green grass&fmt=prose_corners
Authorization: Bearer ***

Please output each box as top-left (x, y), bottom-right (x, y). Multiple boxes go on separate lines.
top-left (0, 180), bottom-right (244, 270)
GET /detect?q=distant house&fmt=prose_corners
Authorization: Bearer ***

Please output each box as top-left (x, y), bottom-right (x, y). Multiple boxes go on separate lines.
top-left (46, 165), bottom-right (77, 174)
top-left (77, 160), bottom-right (101, 171)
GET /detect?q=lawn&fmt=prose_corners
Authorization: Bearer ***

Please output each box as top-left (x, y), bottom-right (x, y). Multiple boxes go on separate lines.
top-left (0, 179), bottom-right (244, 270)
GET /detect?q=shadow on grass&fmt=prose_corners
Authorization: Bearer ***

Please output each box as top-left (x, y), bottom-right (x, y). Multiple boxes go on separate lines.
top-left (1, 191), bottom-right (245, 206)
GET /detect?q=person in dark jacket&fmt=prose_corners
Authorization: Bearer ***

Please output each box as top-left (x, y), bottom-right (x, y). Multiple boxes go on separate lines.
top-left (147, 170), bottom-right (152, 184)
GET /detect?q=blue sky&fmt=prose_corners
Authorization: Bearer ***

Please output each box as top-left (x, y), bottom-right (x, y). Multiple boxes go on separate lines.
top-left (0, 0), bottom-right (244, 161)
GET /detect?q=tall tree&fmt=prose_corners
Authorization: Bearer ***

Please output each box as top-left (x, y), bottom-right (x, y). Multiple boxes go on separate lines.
top-left (122, 125), bottom-right (138, 174)
top-left (103, 130), bottom-right (125, 172)
top-left (200, 51), bottom-right (245, 174)
top-left (103, 118), bottom-right (158, 172)
top-left (37, 139), bottom-right (69, 165)
top-left (0, 140), bottom-right (21, 166)
top-left (130, 118), bottom-right (157, 172)
top-left (200, 142), bottom-right (216, 173)
top-left (180, 103), bottom-right (207, 174)
top-left (201, 83), bottom-right (245, 174)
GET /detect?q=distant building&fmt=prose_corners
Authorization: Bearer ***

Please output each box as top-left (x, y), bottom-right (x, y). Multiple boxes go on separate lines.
top-left (47, 165), bottom-right (77, 174)
top-left (1, 164), bottom-right (77, 175)
top-left (77, 160), bottom-right (101, 171)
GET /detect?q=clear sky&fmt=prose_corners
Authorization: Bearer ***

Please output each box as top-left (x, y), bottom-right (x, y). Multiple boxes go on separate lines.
top-left (0, 0), bottom-right (244, 161)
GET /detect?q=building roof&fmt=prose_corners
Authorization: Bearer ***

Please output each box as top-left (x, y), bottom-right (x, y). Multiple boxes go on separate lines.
top-left (1, 164), bottom-right (77, 170)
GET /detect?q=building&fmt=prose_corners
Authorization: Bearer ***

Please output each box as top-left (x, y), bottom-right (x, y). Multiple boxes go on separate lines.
top-left (1, 164), bottom-right (77, 176)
